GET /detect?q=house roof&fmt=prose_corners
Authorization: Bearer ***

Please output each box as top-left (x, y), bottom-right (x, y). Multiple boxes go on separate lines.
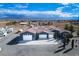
top-left (38, 31), bottom-right (48, 34)
top-left (25, 26), bottom-right (51, 34)
top-left (20, 31), bottom-right (34, 35)
top-left (21, 26), bottom-right (70, 34)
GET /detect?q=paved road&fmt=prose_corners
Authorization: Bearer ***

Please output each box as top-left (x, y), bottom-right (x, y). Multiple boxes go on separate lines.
top-left (0, 33), bottom-right (79, 56)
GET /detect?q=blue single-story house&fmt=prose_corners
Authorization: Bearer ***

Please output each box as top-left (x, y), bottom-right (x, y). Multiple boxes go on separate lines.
top-left (20, 29), bottom-right (60, 41)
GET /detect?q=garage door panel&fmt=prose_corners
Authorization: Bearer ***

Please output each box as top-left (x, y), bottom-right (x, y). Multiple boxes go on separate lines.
top-left (23, 35), bottom-right (32, 40)
top-left (39, 34), bottom-right (47, 39)
top-left (49, 34), bottom-right (54, 38)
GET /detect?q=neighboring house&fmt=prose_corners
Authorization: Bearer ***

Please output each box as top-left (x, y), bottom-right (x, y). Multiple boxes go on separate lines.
top-left (20, 22), bottom-right (29, 25)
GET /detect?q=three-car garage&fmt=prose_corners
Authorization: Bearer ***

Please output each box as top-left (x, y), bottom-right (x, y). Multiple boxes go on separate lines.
top-left (20, 31), bottom-right (55, 41)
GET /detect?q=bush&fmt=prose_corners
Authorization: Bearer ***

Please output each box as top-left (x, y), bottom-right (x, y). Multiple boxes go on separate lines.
top-left (64, 24), bottom-right (74, 33)
top-left (6, 21), bottom-right (17, 26)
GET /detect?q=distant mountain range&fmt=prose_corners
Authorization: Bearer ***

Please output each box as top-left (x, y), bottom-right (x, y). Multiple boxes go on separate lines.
top-left (0, 13), bottom-right (79, 21)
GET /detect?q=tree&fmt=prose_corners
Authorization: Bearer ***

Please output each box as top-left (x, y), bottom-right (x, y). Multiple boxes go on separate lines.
top-left (64, 24), bottom-right (74, 33)
top-left (61, 32), bottom-right (73, 45)
top-left (68, 24), bottom-right (74, 33)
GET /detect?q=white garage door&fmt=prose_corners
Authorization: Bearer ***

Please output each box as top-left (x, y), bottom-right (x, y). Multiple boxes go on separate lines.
top-left (39, 34), bottom-right (47, 39)
top-left (23, 35), bottom-right (32, 40)
top-left (49, 34), bottom-right (54, 38)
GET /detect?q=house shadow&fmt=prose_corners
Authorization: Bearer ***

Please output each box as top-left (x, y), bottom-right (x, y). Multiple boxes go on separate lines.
top-left (58, 45), bottom-right (64, 48)
top-left (7, 36), bottom-right (32, 45)
top-left (58, 44), bottom-right (68, 48)
top-left (54, 48), bottom-right (65, 53)
top-left (63, 48), bottom-right (73, 54)
top-left (54, 44), bottom-right (69, 54)
top-left (7, 36), bottom-right (21, 45)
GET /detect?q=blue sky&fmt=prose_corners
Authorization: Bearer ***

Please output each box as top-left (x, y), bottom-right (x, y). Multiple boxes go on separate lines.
top-left (0, 3), bottom-right (79, 20)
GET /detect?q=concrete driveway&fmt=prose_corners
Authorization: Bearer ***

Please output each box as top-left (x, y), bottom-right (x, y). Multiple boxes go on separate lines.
top-left (18, 39), bottom-right (58, 45)
top-left (0, 33), bottom-right (79, 56)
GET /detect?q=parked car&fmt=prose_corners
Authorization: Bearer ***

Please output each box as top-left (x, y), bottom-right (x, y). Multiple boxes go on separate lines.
top-left (7, 28), bottom-right (13, 33)
top-left (0, 31), bottom-right (7, 37)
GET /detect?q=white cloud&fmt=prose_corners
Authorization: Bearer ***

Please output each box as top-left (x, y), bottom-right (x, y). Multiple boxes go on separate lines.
top-left (14, 4), bottom-right (29, 8)
top-left (56, 7), bottom-right (64, 11)
top-left (61, 3), bottom-right (70, 5)
top-left (0, 7), bottom-right (78, 18)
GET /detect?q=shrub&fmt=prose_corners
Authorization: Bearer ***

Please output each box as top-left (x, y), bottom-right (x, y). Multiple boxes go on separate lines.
top-left (6, 21), bottom-right (17, 26)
